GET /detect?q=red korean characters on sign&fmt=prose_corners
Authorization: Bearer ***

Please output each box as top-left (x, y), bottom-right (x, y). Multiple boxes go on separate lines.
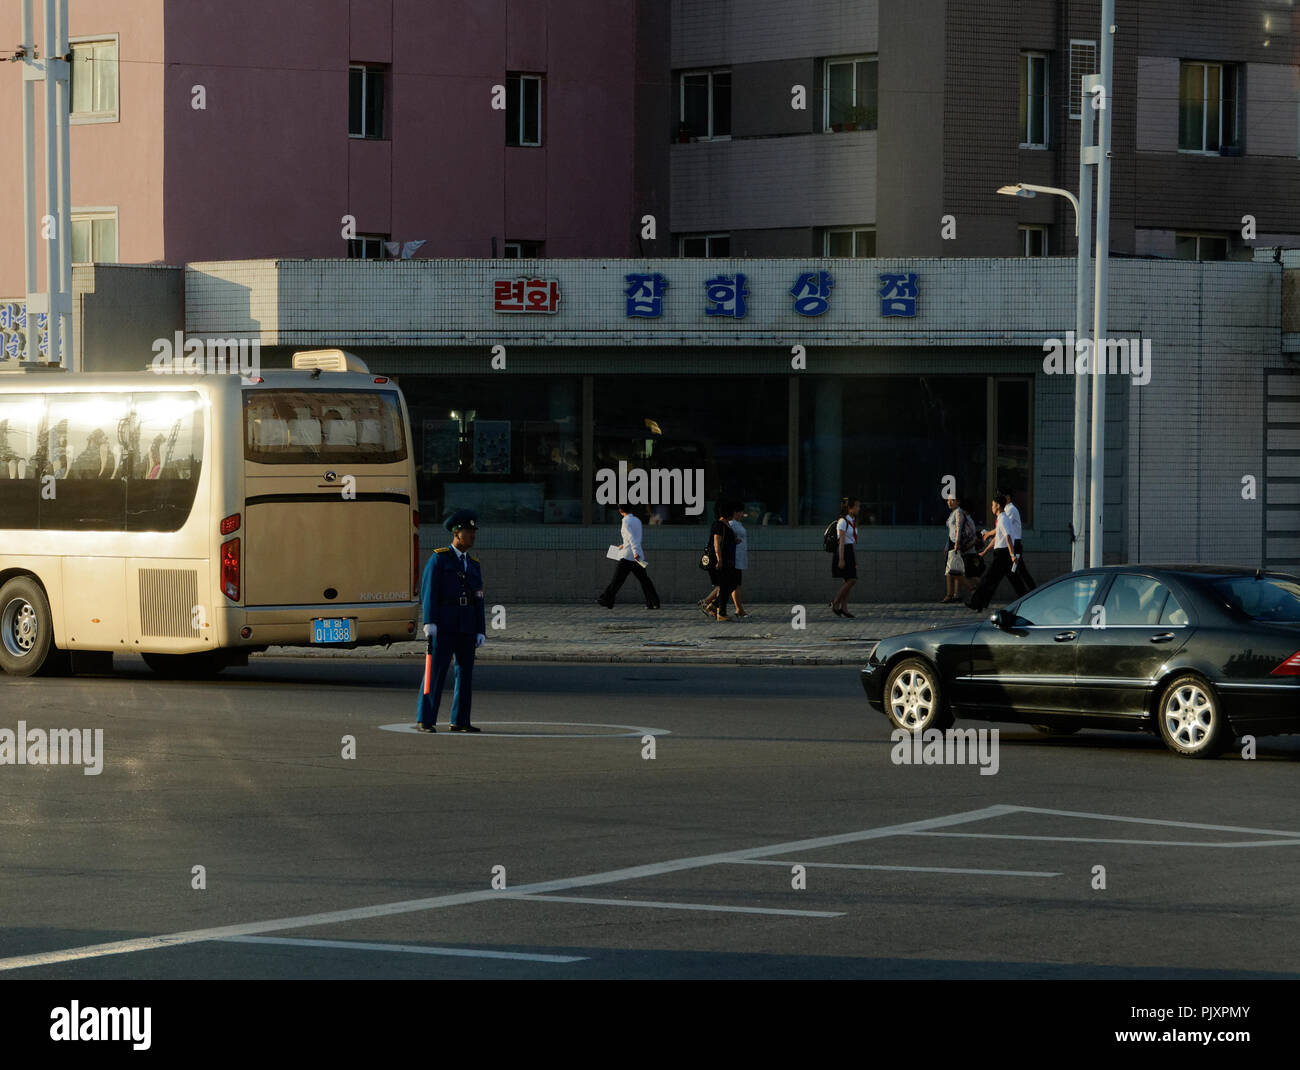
top-left (493, 278), bottom-right (561, 314)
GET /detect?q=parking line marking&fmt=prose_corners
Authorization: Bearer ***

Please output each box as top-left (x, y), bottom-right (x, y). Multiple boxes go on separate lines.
top-left (911, 832), bottom-right (1300, 848)
top-left (221, 935), bottom-right (585, 963)
top-left (505, 894), bottom-right (843, 918)
top-left (0, 803), bottom-right (1014, 972)
top-left (727, 860), bottom-right (1061, 877)
top-left (1005, 806), bottom-right (1300, 838)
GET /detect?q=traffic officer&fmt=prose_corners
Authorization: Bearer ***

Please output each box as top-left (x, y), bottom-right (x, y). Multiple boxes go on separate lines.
top-left (415, 509), bottom-right (486, 733)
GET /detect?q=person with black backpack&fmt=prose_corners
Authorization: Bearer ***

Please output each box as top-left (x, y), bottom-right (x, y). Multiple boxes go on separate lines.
top-left (829, 497), bottom-right (860, 618)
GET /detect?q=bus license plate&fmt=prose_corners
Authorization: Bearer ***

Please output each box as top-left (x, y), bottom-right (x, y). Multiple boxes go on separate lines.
top-left (312, 618), bottom-right (354, 644)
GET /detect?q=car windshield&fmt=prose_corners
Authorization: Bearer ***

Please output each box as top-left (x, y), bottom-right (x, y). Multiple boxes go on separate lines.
top-left (1208, 576), bottom-right (1300, 623)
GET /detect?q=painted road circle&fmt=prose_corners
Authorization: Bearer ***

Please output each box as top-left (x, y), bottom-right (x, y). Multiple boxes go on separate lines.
top-left (379, 721), bottom-right (672, 739)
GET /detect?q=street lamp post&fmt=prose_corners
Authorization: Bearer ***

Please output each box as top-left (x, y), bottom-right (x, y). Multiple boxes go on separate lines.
top-left (997, 179), bottom-right (1092, 572)
top-left (1090, 0), bottom-right (1116, 569)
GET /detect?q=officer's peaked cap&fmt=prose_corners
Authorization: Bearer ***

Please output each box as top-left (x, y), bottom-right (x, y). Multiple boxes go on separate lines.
top-left (444, 508), bottom-right (479, 532)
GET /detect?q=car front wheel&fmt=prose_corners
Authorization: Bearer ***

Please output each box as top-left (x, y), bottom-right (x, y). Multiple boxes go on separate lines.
top-left (1156, 675), bottom-right (1229, 758)
top-left (883, 657), bottom-right (953, 732)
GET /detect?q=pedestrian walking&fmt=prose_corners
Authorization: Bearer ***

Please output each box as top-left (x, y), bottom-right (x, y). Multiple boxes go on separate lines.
top-left (998, 486), bottom-right (1037, 590)
top-left (415, 508), bottom-right (486, 733)
top-left (967, 495), bottom-right (1025, 611)
top-left (708, 499), bottom-right (740, 621)
top-left (728, 503), bottom-right (749, 617)
top-left (942, 496), bottom-right (978, 602)
top-left (831, 496), bottom-right (860, 618)
top-left (597, 504), bottom-right (661, 609)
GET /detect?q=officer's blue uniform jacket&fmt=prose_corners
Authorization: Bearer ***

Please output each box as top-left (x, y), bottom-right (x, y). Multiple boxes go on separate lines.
top-left (419, 546), bottom-right (486, 636)
top-left (416, 546), bottom-right (485, 726)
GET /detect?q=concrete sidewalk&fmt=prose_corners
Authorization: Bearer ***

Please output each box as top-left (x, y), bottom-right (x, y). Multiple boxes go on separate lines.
top-left (258, 600), bottom-right (995, 666)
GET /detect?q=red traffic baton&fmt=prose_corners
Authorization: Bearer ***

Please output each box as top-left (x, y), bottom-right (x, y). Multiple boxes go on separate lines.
top-left (423, 635), bottom-right (433, 695)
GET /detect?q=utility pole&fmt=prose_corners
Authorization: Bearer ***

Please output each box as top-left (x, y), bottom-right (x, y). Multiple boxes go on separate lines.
top-left (18, 0), bottom-right (73, 370)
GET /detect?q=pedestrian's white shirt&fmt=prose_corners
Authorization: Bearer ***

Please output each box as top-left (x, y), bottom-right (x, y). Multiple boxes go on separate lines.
top-left (1002, 501), bottom-right (1023, 543)
top-left (946, 509), bottom-right (961, 544)
top-left (994, 513), bottom-right (1012, 550)
top-left (729, 519), bottom-right (747, 570)
top-left (620, 513), bottom-right (643, 560)
top-left (836, 516), bottom-right (857, 546)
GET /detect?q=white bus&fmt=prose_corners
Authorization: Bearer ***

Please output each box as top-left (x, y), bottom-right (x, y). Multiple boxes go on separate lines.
top-left (0, 351), bottom-right (419, 677)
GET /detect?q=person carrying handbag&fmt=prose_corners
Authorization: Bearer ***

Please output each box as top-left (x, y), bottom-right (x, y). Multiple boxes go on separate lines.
top-left (942, 496), bottom-right (979, 603)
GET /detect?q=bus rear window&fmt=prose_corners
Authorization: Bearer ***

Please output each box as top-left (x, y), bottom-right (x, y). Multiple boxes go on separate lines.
top-left (244, 390), bottom-right (406, 465)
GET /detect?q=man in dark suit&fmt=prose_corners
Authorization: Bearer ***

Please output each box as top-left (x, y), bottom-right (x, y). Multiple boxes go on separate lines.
top-left (415, 509), bottom-right (486, 733)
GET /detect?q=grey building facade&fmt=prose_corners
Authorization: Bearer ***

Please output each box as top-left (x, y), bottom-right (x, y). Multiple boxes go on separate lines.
top-left (666, 0), bottom-right (1300, 261)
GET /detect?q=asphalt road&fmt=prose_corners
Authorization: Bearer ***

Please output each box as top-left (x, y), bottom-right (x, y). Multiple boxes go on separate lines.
top-left (2, 658), bottom-right (1298, 980)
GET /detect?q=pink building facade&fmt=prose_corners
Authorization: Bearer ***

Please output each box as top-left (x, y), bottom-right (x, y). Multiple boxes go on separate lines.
top-left (0, 0), bottom-right (667, 297)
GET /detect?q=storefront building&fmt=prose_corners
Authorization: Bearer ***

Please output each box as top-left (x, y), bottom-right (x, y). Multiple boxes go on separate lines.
top-left (163, 256), bottom-right (1287, 600)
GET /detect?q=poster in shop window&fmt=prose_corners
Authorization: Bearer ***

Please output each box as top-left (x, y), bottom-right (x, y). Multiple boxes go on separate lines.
top-left (473, 420), bottom-right (511, 474)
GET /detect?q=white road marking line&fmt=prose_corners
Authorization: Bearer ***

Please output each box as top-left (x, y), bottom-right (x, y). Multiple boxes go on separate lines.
top-left (1006, 805), bottom-right (1300, 838)
top-left (221, 935), bottom-right (585, 963)
top-left (379, 721), bottom-right (672, 739)
top-left (504, 894), bottom-right (842, 917)
top-left (911, 831), bottom-right (1300, 848)
top-left (0, 803), bottom-right (1014, 972)
top-left (727, 860), bottom-right (1061, 877)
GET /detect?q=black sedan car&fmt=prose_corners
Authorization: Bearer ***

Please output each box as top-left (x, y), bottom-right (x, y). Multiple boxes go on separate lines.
top-left (861, 565), bottom-right (1300, 758)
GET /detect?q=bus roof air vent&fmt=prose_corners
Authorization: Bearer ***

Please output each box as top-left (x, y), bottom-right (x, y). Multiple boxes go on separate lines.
top-left (291, 349), bottom-right (370, 374)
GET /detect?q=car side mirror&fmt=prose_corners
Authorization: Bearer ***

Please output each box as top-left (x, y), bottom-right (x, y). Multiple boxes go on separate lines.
top-left (991, 609), bottom-right (1015, 630)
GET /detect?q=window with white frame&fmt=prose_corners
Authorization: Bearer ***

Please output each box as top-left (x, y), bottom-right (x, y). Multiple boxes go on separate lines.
top-left (70, 210), bottom-right (118, 264)
top-left (1179, 61), bottom-right (1238, 152)
top-left (679, 233), bottom-right (730, 257)
top-left (70, 38), bottom-right (118, 121)
top-left (1018, 225), bottom-right (1049, 257)
top-left (1069, 40), bottom-right (1097, 119)
top-left (348, 65), bottom-right (385, 138)
top-left (347, 234), bottom-right (390, 260)
top-left (679, 70), bottom-right (731, 140)
top-left (824, 56), bottom-right (878, 131)
top-left (504, 240), bottom-right (544, 258)
top-left (822, 227), bottom-right (876, 256)
top-left (1174, 232), bottom-right (1229, 261)
top-left (1019, 52), bottom-right (1049, 148)
top-left (506, 74), bottom-right (542, 147)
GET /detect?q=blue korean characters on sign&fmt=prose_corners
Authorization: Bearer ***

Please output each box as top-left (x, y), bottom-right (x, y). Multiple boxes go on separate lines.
top-left (624, 272), bottom-right (668, 317)
top-left (704, 273), bottom-right (749, 318)
top-left (879, 272), bottom-right (919, 317)
top-left (790, 270), bottom-right (834, 316)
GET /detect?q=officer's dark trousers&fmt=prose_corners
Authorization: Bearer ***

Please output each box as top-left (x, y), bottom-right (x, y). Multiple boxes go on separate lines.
top-left (1013, 540), bottom-right (1037, 590)
top-left (602, 560), bottom-right (660, 607)
top-left (970, 548), bottom-right (1027, 610)
top-left (416, 632), bottom-right (475, 726)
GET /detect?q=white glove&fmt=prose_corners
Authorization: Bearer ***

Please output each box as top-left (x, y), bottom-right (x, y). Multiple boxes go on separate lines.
top-left (475, 633), bottom-right (485, 648)
top-left (423, 623), bottom-right (436, 638)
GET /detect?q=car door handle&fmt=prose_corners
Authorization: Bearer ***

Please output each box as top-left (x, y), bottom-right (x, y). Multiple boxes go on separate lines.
top-left (1054, 631), bottom-right (1077, 642)
top-left (1149, 632), bottom-right (1176, 643)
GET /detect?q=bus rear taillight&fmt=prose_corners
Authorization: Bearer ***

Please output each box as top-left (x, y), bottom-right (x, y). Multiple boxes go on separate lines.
top-left (221, 538), bottom-right (241, 601)
top-left (220, 513), bottom-right (241, 536)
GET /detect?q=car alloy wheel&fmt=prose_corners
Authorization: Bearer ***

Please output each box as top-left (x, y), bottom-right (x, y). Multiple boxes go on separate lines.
top-left (1156, 675), bottom-right (1228, 758)
top-left (884, 657), bottom-right (952, 732)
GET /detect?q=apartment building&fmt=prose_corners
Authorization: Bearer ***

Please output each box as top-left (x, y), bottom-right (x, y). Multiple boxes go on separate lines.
top-left (0, 0), bottom-right (667, 298)
top-left (668, 0), bottom-right (1300, 259)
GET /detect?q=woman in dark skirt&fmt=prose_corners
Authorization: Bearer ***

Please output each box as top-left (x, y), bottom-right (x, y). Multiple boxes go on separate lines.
top-left (831, 497), bottom-right (860, 618)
